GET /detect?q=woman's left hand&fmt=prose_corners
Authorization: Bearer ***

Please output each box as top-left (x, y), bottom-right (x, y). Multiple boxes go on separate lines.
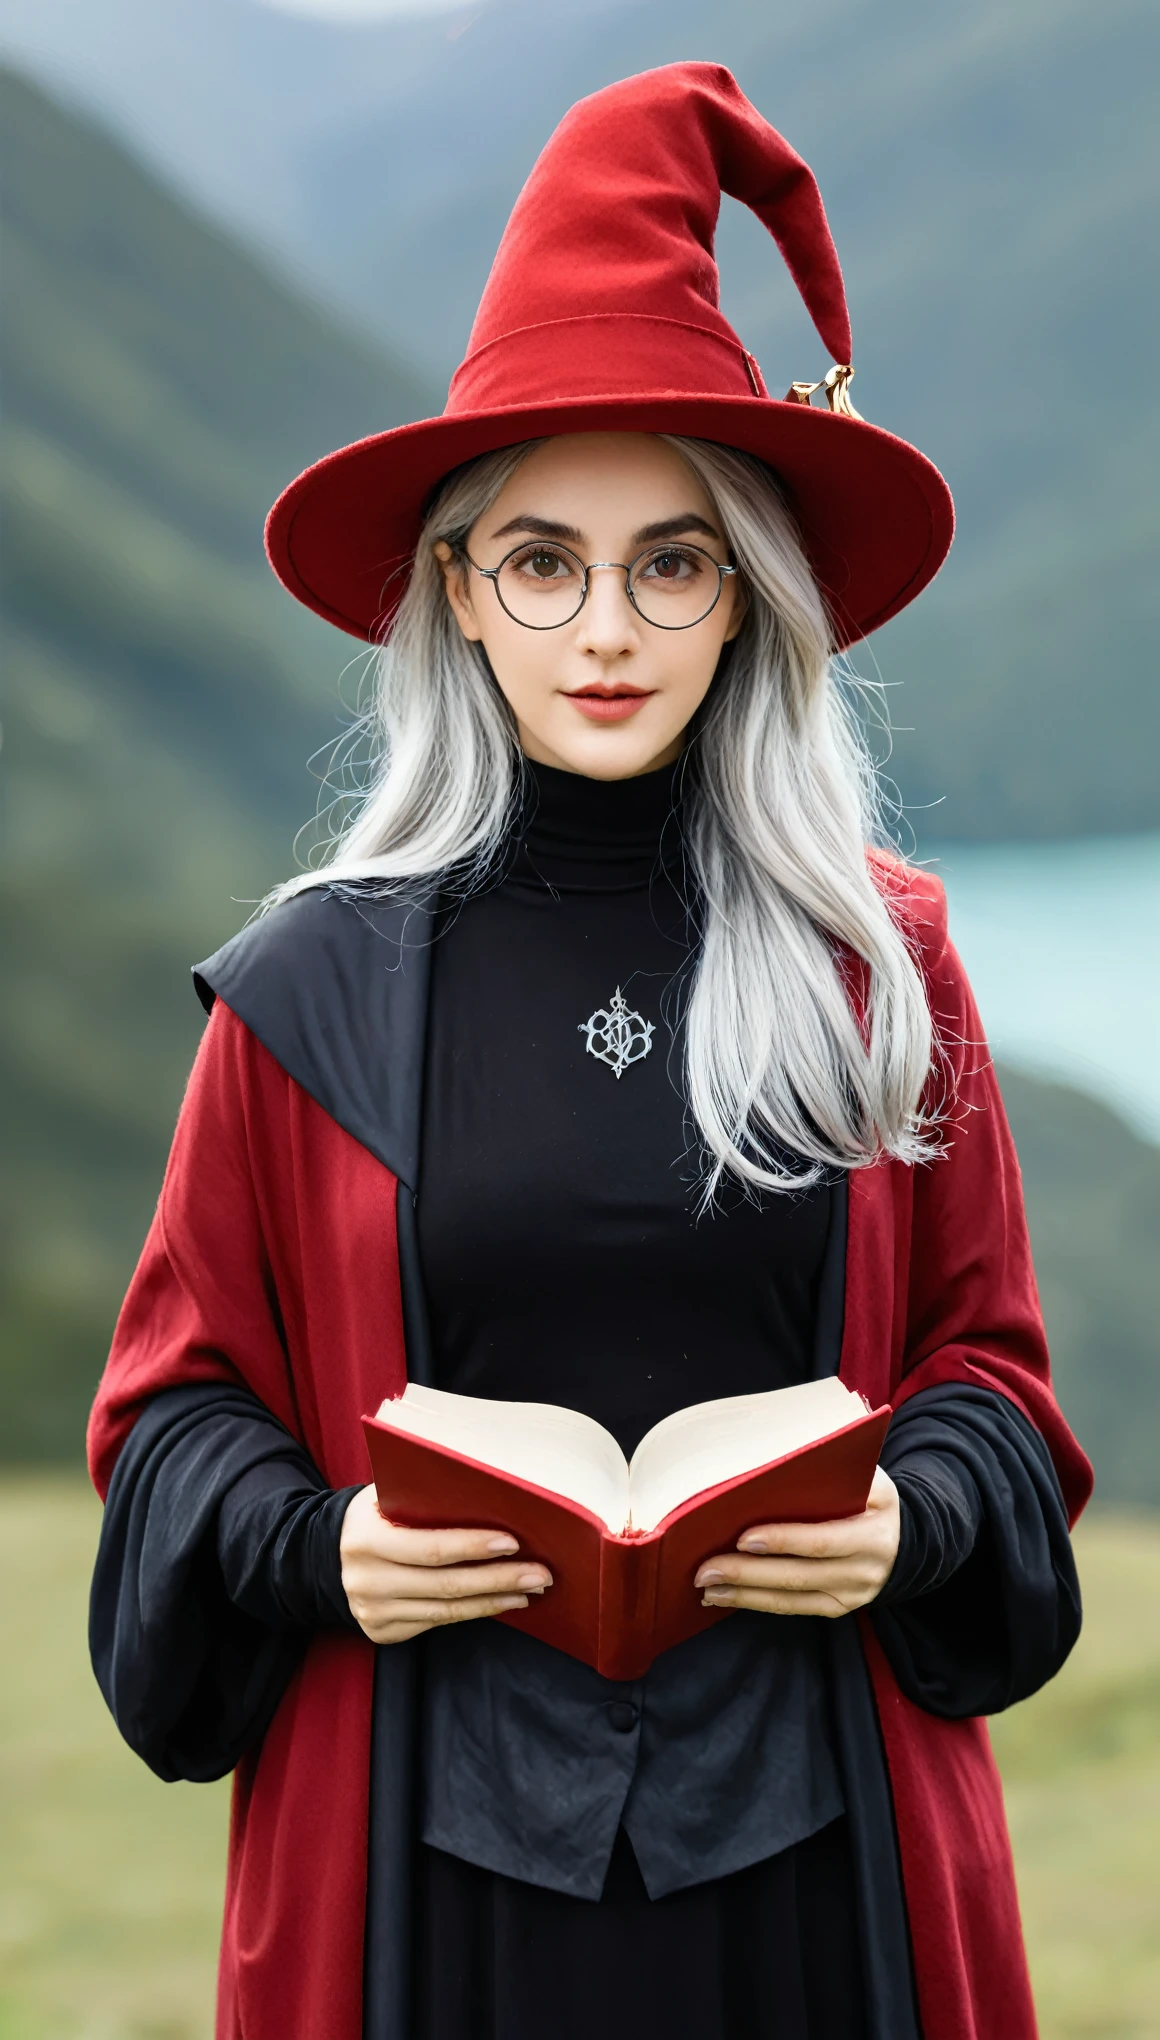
top-left (693, 1466), bottom-right (901, 1618)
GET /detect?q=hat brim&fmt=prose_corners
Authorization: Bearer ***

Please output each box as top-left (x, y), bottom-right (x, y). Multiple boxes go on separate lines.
top-left (265, 394), bottom-right (953, 652)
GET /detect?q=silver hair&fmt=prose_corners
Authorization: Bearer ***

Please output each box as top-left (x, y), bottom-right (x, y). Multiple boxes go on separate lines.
top-left (272, 435), bottom-right (936, 1197)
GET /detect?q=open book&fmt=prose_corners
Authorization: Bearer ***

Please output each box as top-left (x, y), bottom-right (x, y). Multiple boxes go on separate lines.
top-left (363, 1377), bottom-right (890, 1679)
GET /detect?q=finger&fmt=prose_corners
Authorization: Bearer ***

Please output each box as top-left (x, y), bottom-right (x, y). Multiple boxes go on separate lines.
top-left (734, 1468), bottom-right (900, 1558)
top-left (701, 1585), bottom-right (855, 1619)
top-left (384, 1592), bottom-right (533, 1629)
top-left (345, 1559), bottom-right (552, 1603)
top-left (369, 1519), bottom-right (526, 1568)
top-left (697, 1551), bottom-right (843, 1589)
top-left (732, 1517), bottom-right (873, 1559)
top-left (340, 1490), bottom-right (523, 1567)
top-left (695, 1554), bottom-right (888, 1595)
top-left (351, 1592), bottom-right (532, 1646)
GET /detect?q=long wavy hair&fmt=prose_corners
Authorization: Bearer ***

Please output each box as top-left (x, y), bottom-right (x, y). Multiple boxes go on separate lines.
top-left (272, 435), bottom-right (936, 1198)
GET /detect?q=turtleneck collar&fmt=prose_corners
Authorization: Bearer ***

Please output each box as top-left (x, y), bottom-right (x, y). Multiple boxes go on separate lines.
top-left (511, 757), bottom-right (686, 894)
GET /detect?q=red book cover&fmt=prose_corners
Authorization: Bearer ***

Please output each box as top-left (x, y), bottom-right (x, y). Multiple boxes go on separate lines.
top-left (362, 1402), bottom-right (891, 1680)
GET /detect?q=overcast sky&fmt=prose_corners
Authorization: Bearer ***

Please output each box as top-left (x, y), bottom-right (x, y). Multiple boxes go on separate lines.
top-left (254, 0), bottom-right (469, 16)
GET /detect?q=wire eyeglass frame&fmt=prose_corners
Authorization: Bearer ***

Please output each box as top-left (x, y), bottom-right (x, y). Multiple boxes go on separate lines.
top-left (460, 539), bottom-right (739, 631)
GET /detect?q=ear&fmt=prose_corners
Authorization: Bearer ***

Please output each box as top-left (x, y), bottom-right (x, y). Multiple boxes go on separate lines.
top-left (722, 574), bottom-right (749, 644)
top-left (434, 541), bottom-right (484, 643)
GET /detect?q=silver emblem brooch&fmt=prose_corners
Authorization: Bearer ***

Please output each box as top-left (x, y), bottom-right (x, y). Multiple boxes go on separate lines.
top-left (578, 987), bottom-right (655, 1080)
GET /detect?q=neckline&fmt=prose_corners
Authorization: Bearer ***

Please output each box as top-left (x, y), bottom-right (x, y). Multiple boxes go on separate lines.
top-left (511, 758), bottom-right (686, 894)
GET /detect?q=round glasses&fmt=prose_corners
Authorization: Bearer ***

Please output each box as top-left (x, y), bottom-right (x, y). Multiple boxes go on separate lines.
top-left (462, 539), bottom-right (738, 631)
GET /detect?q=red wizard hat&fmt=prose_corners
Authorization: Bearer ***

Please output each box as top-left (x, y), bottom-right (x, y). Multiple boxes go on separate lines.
top-left (266, 62), bottom-right (953, 649)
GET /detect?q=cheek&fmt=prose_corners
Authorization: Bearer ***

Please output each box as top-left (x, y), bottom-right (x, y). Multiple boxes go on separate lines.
top-left (664, 635), bottom-right (729, 713)
top-left (478, 622), bottom-right (560, 722)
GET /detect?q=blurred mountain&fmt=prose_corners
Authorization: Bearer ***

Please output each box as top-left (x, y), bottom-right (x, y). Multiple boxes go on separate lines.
top-left (0, 0), bottom-right (447, 272)
top-left (0, 67), bottom-right (1156, 1506)
top-left (999, 1069), bottom-right (1160, 1509)
top-left (2, 0), bottom-right (1158, 841)
top-left (0, 66), bottom-right (437, 1453)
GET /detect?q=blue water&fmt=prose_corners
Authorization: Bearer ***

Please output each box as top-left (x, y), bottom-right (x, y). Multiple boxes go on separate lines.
top-left (929, 834), bottom-right (1160, 1144)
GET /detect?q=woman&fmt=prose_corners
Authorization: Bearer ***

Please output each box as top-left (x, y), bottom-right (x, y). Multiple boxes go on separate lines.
top-left (88, 62), bottom-right (1090, 2040)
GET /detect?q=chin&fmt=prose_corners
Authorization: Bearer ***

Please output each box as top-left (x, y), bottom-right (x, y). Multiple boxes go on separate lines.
top-left (553, 738), bottom-right (678, 780)
top-left (537, 715), bottom-right (683, 781)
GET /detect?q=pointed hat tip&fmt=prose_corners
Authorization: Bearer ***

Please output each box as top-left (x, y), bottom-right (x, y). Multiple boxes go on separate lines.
top-left (500, 61), bottom-right (854, 372)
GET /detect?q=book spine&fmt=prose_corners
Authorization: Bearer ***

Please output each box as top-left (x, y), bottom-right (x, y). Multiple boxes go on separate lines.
top-left (595, 1533), bottom-right (661, 1682)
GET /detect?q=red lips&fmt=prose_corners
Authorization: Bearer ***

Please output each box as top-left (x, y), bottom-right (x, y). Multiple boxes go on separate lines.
top-left (565, 686), bottom-right (655, 722)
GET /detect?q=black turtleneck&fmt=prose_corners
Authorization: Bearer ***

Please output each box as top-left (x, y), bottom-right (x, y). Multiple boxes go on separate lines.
top-left (417, 759), bottom-right (832, 1456)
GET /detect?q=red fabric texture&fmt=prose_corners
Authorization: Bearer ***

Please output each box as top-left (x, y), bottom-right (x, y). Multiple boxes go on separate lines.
top-left (263, 63), bottom-right (953, 651)
top-left (861, 1622), bottom-right (1039, 2040)
top-left (88, 868), bottom-right (1091, 2040)
top-left (456, 63), bottom-right (852, 383)
top-left (89, 1015), bottom-right (407, 2040)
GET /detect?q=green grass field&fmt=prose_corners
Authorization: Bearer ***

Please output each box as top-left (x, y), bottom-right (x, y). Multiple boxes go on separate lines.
top-left (1, 1479), bottom-right (1158, 2040)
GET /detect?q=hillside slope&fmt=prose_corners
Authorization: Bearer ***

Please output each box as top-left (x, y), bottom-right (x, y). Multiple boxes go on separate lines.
top-left (999, 1069), bottom-right (1160, 1507)
top-left (2, 0), bottom-right (1156, 839)
top-left (0, 68), bottom-right (437, 1453)
top-left (1, 69), bottom-right (1156, 1504)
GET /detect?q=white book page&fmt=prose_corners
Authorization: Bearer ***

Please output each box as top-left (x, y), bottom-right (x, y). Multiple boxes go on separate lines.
top-left (626, 1377), bottom-right (869, 1534)
top-left (375, 1383), bottom-right (631, 1532)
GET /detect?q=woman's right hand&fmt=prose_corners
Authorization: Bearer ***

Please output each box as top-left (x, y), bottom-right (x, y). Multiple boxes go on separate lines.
top-left (339, 1484), bottom-right (552, 1645)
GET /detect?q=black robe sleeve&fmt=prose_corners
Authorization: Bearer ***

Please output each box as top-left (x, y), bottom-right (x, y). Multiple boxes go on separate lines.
top-left (872, 1383), bottom-right (1082, 1718)
top-left (89, 1383), bottom-right (359, 1782)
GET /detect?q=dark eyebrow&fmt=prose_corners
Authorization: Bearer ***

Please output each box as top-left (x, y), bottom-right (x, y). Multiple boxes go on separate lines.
top-left (487, 512), bottom-right (722, 548)
top-left (489, 514), bottom-right (585, 543)
top-left (631, 515), bottom-right (722, 545)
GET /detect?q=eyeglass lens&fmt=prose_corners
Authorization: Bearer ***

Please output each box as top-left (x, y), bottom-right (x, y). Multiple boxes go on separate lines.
top-left (492, 542), bottom-right (726, 629)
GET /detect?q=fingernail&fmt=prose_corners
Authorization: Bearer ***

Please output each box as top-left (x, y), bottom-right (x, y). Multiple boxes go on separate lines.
top-left (703, 1591), bottom-right (730, 1606)
top-left (740, 1539), bottom-right (767, 1554)
top-left (488, 1537), bottom-right (519, 1555)
top-left (517, 1571), bottom-right (550, 1591)
top-left (500, 1595), bottom-right (529, 1609)
top-left (695, 1568), bottom-right (724, 1587)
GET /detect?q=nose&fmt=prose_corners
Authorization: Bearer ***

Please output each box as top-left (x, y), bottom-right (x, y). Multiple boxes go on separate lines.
top-left (573, 564), bottom-right (641, 659)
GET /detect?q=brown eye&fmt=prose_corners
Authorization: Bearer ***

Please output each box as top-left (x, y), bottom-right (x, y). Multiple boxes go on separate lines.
top-left (652, 552), bottom-right (685, 581)
top-left (635, 547), bottom-right (703, 588)
top-left (506, 545), bottom-right (577, 584)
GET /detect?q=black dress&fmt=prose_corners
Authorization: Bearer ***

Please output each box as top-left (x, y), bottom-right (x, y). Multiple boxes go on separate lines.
top-left (414, 1819), bottom-right (865, 2040)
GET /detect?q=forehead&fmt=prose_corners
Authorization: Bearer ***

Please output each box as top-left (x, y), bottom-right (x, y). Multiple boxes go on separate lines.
top-left (491, 432), bottom-right (710, 518)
